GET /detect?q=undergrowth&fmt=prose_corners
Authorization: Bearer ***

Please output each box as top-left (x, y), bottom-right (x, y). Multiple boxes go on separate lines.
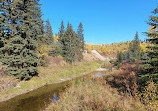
top-left (46, 78), bottom-right (145, 111)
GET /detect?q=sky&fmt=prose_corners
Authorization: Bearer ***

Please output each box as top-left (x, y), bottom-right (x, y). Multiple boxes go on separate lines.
top-left (39, 0), bottom-right (158, 44)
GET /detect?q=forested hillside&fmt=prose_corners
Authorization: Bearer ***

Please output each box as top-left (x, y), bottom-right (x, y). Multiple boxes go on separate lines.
top-left (85, 41), bottom-right (150, 58)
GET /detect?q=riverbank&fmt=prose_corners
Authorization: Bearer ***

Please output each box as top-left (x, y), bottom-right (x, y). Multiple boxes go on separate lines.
top-left (0, 60), bottom-right (104, 102)
top-left (46, 76), bottom-right (145, 111)
top-left (46, 62), bottom-right (158, 111)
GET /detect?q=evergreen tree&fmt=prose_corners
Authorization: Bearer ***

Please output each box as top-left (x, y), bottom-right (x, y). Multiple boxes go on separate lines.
top-left (114, 51), bottom-right (123, 67)
top-left (139, 6), bottom-right (158, 88)
top-left (76, 22), bottom-right (84, 61)
top-left (58, 20), bottom-right (65, 55)
top-left (134, 32), bottom-right (139, 44)
top-left (49, 34), bottom-right (62, 57)
top-left (134, 32), bottom-right (141, 54)
top-left (0, 0), bottom-right (44, 80)
top-left (37, 16), bottom-right (45, 46)
top-left (130, 32), bottom-right (141, 54)
top-left (0, 0), bottom-right (10, 50)
top-left (117, 51), bottom-right (123, 63)
top-left (126, 32), bottom-right (141, 61)
top-left (45, 18), bottom-right (53, 45)
top-left (58, 20), bottom-right (65, 44)
top-left (62, 23), bottom-right (76, 63)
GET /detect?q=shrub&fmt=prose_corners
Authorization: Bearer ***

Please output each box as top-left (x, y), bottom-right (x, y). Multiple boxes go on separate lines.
top-left (105, 63), bottom-right (138, 95)
top-left (140, 80), bottom-right (158, 111)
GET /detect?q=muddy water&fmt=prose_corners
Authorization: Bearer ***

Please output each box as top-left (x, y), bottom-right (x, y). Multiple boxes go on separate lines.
top-left (0, 71), bottom-right (107, 111)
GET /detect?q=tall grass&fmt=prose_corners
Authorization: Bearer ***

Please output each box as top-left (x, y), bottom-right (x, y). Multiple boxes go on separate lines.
top-left (46, 62), bottom-right (158, 111)
top-left (46, 78), bottom-right (145, 111)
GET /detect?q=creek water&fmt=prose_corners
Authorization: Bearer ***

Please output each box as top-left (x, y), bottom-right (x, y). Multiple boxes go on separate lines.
top-left (0, 70), bottom-right (107, 111)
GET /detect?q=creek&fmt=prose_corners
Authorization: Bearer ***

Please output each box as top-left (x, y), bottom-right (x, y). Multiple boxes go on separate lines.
top-left (0, 70), bottom-right (108, 111)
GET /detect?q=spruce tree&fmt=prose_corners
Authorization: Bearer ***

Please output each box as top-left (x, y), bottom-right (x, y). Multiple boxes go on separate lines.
top-left (45, 18), bottom-right (53, 45)
top-left (127, 32), bottom-right (141, 61)
top-left (130, 32), bottom-right (140, 53)
top-left (139, 6), bottom-right (158, 87)
top-left (77, 22), bottom-right (84, 51)
top-left (0, 0), bottom-right (44, 80)
top-left (134, 32), bottom-right (141, 54)
top-left (0, 0), bottom-right (10, 50)
top-left (134, 32), bottom-right (139, 45)
top-left (76, 22), bottom-right (84, 61)
top-left (62, 23), bottom-right (76, 63)
top-left (58, 20), bottom-right (65, 44)
top-left (58, 20), bottom-right (65, 56)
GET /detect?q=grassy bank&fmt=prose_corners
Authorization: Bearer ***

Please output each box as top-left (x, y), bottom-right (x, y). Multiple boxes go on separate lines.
top-left (0, 60), bottom-right (103, 102)
top-left (46, 78), bottom-right (145, 111)
top-left (46, 63), bottom-right (158, 111)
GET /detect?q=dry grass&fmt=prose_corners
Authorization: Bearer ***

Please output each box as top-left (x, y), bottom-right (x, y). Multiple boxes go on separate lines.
top-left (0, 76), bottom-right (18, 92)
top-left (0, 63), bottom-right (18, 92)
top-left (46, 78), bottom-right (145, 111)
top-left (45, 56), bottom-right (67, 68)
top-left (46, 64), bottom-right (157, 111)
top-left (101, 61), bottom-right (113, 69)
top-left (0, 60), bottom-right (102, 101)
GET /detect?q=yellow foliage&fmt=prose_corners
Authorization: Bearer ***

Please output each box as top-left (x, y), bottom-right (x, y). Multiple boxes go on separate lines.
top-left (37, 44), bottom-right (52, 58)
top-left (148, 26), bottom-right (157, 33)
top-left (140, 42), bottom-right (153, 52)
top-left (54, 34), bottom-right (59, 42)
top-left (57, 55), bottom-right (63, 59)
top-left (85, 43), bottom-right (93, 52)
top-left (85, 42), bottom-right (130, 57)
top-left (85, 41), bottom-right (151, 57)
top-left (140, 42), bottom-right (147, 52)
top-left (140, 80), bottom-right (158, 111)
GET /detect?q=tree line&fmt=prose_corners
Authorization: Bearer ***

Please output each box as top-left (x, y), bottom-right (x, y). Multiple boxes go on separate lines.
top-left (0, 0), bottom-right (84, 80)
top-left (114, 5), bottom-right (158, 90)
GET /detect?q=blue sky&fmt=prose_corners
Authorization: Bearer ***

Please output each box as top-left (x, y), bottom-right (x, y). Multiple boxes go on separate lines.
top-left (40, 0), bottom-right (157, 44)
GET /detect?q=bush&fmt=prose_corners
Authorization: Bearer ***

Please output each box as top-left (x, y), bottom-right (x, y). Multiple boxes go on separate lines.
top-left (140, 80), bottom-right (158, 111)
top-left (105, 63), bottom-right (138, 95)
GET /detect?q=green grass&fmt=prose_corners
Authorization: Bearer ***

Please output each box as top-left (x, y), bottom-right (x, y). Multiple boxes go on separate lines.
top-left (0, 61), bottom-right (102, 101)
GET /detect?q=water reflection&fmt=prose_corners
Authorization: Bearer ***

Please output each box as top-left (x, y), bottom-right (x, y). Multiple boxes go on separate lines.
top-left (94, 73), bottom-right (103, 78)
top-left (52, 96), bottom-right (59, 104)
